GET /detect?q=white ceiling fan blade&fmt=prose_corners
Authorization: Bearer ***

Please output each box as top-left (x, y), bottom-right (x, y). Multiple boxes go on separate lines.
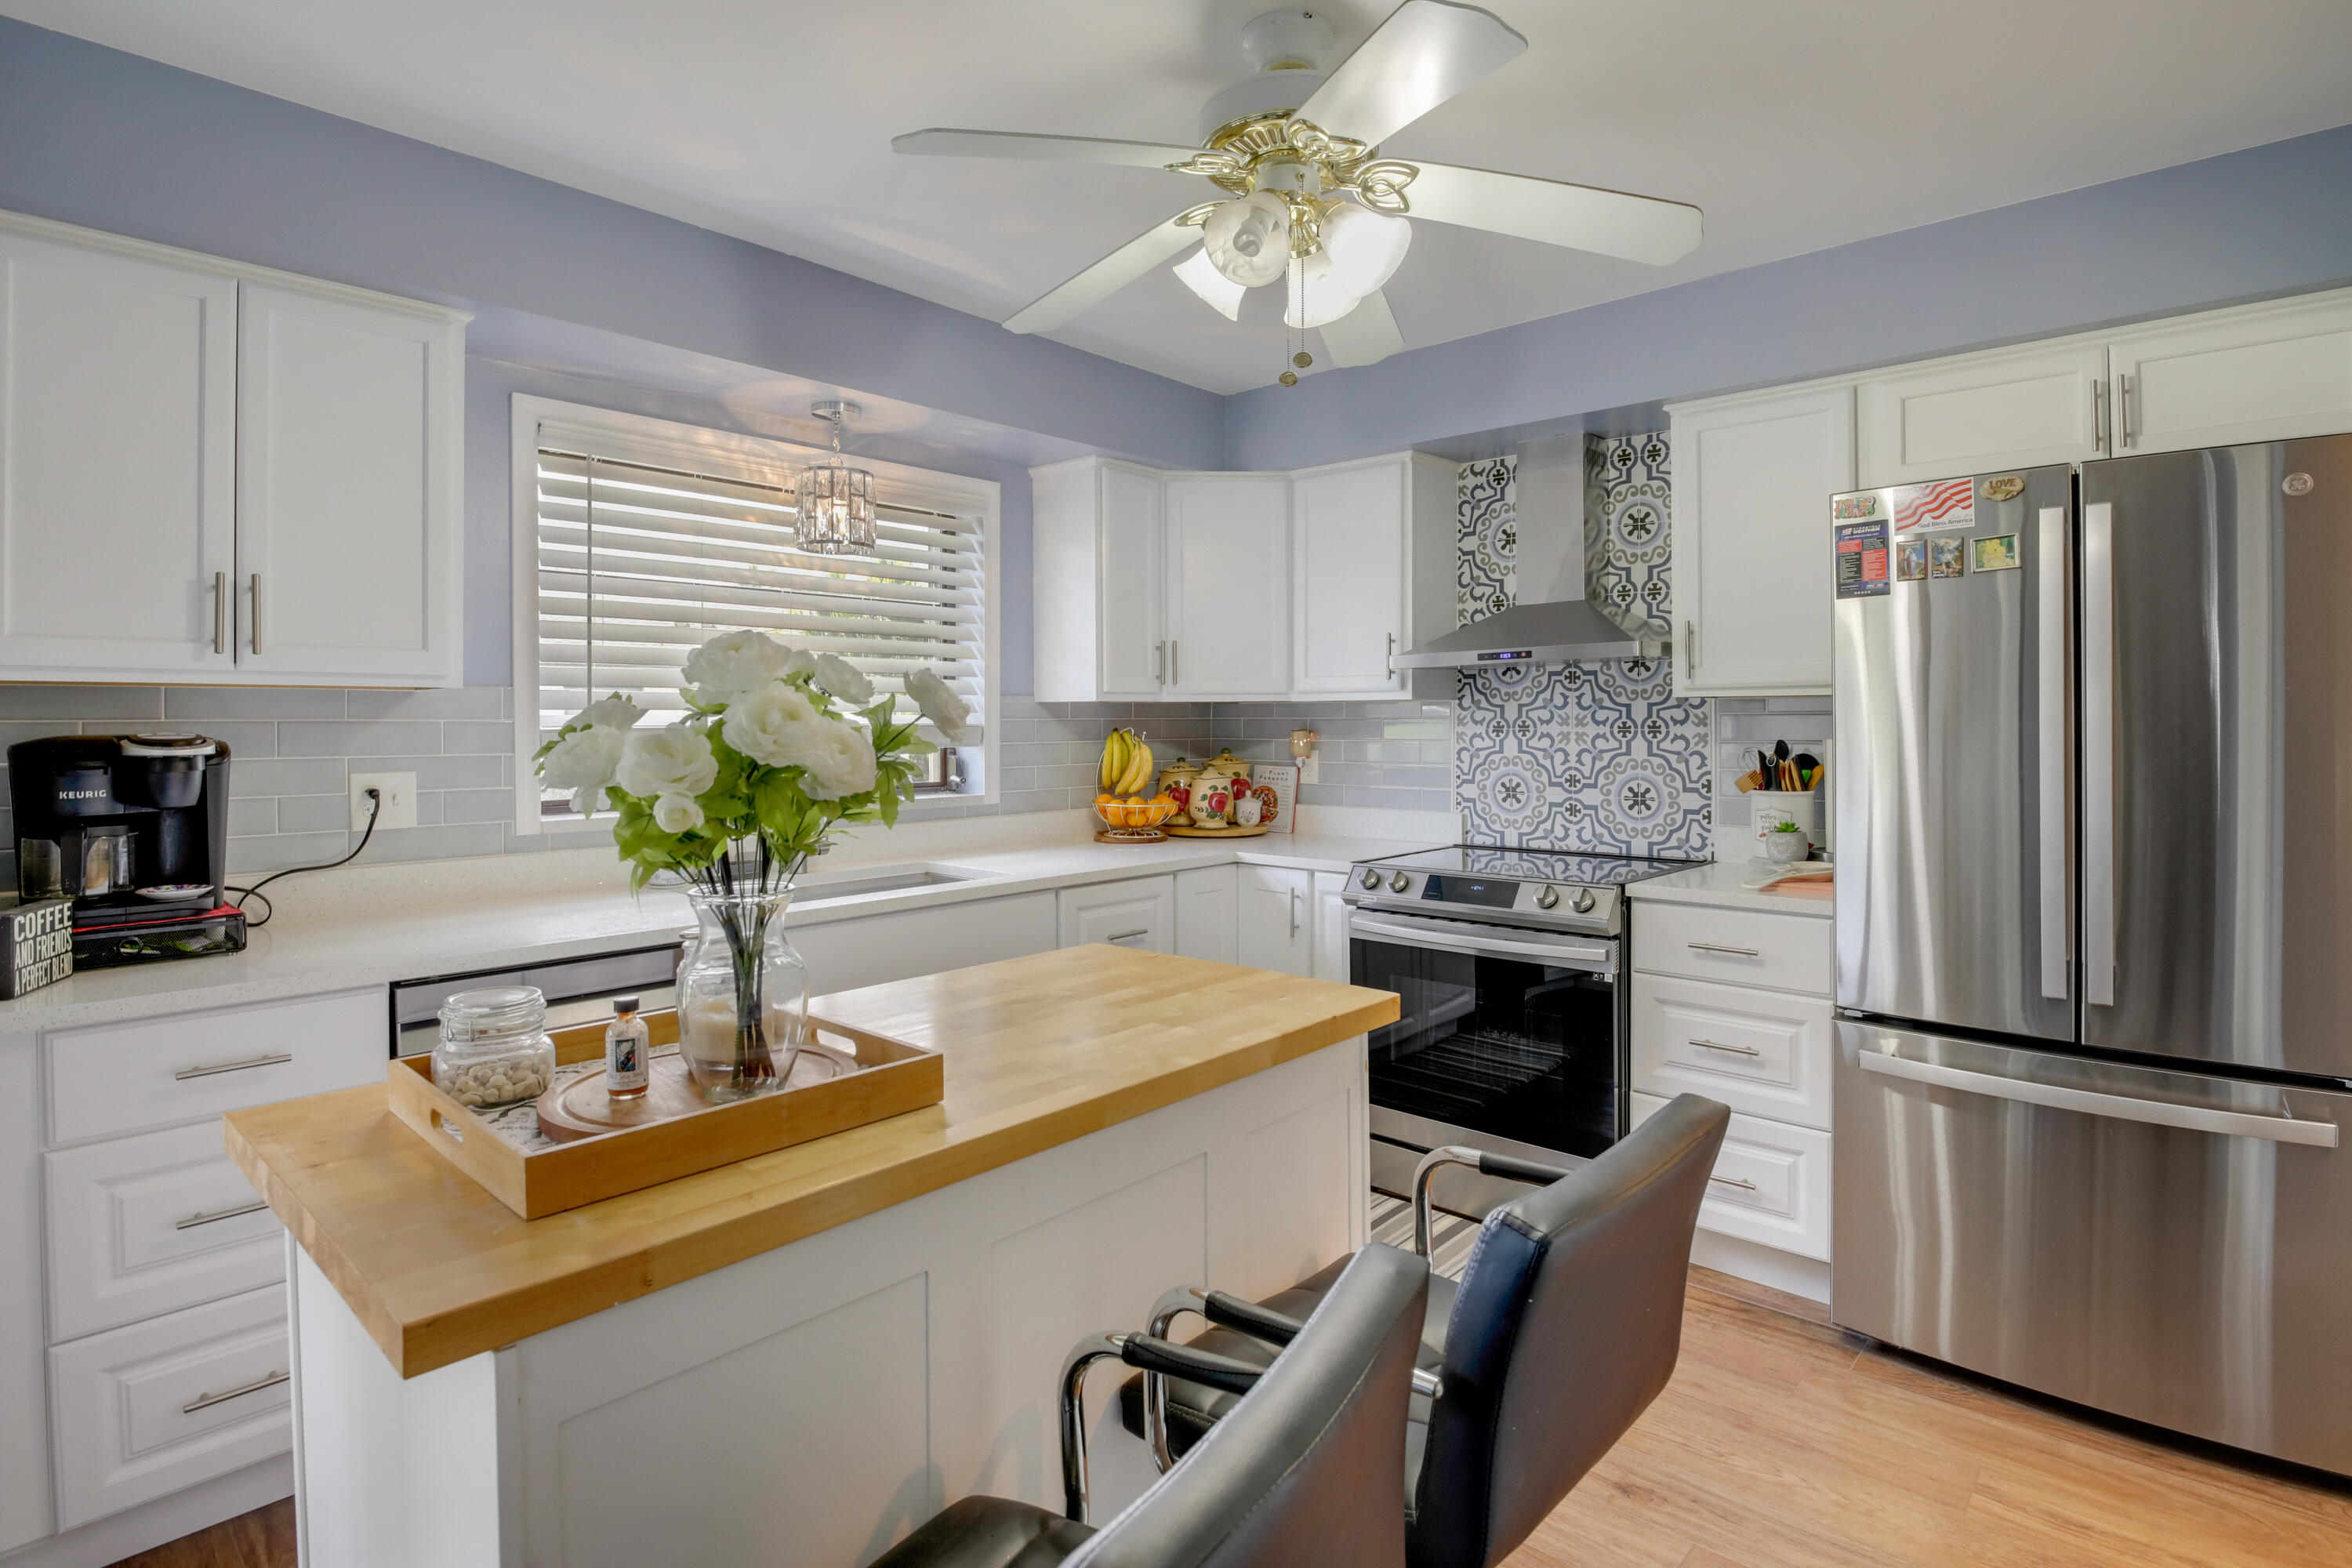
top-left (892, 129), bottom-right (1204, 169)
top-left (1298, 1), bottom-right (1526, 147)
top-left (1002, 215), bottom-right (1203, 335)
top-left (1318, 290), bottom-right (1405, 368)
top-left (1403, 162), bottom-right (1703, 266)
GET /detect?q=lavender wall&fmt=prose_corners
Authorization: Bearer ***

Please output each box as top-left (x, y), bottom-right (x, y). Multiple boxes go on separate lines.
top-left (1226, 122), bottom-right (2352, 470)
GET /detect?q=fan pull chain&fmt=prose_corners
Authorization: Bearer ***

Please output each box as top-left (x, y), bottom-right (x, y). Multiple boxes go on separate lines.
top-left (1279, 259), bottom-right (1314, 387)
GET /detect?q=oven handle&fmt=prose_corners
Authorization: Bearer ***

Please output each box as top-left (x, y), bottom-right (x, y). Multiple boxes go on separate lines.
top-left (1348, 913), bottom-right (1614, 972)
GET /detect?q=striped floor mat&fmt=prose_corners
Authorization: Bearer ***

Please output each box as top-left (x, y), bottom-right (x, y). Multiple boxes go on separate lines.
top-left (1368, 1192), bottom-right (1481, 1279)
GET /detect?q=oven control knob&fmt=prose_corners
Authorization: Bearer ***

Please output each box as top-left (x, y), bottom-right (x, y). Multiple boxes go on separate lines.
top-left (1535, 885), bottom-right (1560, 909)
top-left (1359, 868), bottom-right (1381, 891)
top-left (1571, 888), bottom-right (1597, 914)
top-left (1389, 871), bottom-right (1412, 893)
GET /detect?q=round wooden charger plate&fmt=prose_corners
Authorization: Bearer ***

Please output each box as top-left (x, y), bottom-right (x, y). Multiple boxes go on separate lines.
top-left (535, 1033), bottom-right (858, 1142)
top-left (1163, 822), bottom-right (1270, 838)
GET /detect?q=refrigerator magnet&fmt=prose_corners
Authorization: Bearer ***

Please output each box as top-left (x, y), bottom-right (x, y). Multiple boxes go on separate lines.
top-left (1973, 534), bottom-right (2020, 572)
top-left (1835, 519), bottom-right (1892, 597)
top-left (1896, 538), bottom-right (1928, 581)
top-left (1929, 536), bottom-right (1966, 578)
top-left (1983, 474), bottom-right (2027, 503)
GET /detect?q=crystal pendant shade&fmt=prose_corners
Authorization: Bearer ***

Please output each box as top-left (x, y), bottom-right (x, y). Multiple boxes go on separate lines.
top-left (798, 401), bottom-right (877, 557)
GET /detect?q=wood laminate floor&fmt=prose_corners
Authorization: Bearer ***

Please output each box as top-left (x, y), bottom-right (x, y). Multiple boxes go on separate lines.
top-left (113, 1272), bottom-right (2352, 1568)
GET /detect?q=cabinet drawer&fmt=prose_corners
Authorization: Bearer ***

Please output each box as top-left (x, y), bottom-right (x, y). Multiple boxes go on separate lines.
top-left (1056, 876), bottom-right (1176, 953)
top-left (1632, 901), bottom-right (1831, 996)
top-left (46, 1122), bottom-right (285, 1341)
top-left (1632, 975), bottom-right (1832, 1130)
top-left (46, 989), bottom-right (385, 1145)
top-left (1633, 1092), bottom-right (1831, 1261)
top-left (49, 1283), bottom-right (291, 1530)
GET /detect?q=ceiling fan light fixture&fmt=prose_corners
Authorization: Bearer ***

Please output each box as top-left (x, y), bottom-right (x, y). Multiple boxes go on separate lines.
top-left (1203, 193), bottom-right (1291, 287)
top-left (1320, 200), bottom-right (1412, 296)
top-left (1174, 246), bottom-right (1247, 321)
top-left (1283, 249), bottom-right (1360, 330)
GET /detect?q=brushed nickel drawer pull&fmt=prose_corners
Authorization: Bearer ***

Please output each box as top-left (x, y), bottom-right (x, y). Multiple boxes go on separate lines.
top-left (175, 1052), bottom-right (293, 1081)
top-left (212, 571), bottom-right (227, 655)
top-left (176, 1200), bottom-right (268, 1231)
top-left (1708, 1174), bottom-right (1759, 1192)
top-left (183, 1370), bottom-right (288, 1416)
top-left (1107, 929), bottom-right (1150, 943)
top-left (1691, 1039), bottom-right (1762, 1057)
top-left (1686, 942), bottom-right (1760, 957)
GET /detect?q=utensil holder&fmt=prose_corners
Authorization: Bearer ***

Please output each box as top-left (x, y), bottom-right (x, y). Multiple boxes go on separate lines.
top-left (1751, 790), bottom-right (1818, 853)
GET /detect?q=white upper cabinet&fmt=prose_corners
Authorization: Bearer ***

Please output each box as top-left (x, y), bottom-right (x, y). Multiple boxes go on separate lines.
top-left (1856, 339), bottom-right (2111, 486)
top-left (2107, 292), bottom-right (2352, 456)
top-left (235, 282), bottom-right (463, 682)
top-left (1290, 454), bottom-right (1454, 698)
top-left (0, 212), bottom-right (467, 687)
top-left (1668, 384), bottom-right (1853, 698)
top-left (0, 230), bottom-right (238, 677)
top-left (1165, 474), bottom-right (1290, 696)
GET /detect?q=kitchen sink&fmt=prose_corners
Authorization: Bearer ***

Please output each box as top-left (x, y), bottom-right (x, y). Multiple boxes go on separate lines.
top-left (793, 863), bottom-right (999, 904)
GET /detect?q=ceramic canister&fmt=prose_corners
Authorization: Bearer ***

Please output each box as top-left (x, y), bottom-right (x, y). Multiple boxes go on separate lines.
top-left (1188, 768), bottom-right (1235, 827)
top-left (1159, 758), bottom-right (1202, 813)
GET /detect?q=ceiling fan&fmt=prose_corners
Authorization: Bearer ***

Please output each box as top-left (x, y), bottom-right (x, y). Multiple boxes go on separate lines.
top-left (894, 2), bottom-right (1702, 379)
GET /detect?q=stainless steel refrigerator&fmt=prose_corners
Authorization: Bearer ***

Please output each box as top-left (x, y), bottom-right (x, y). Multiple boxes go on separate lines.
top-left (1831, 434), bottom-right (2352, 1475)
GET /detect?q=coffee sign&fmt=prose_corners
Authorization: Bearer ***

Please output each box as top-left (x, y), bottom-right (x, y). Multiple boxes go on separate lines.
top-left (2, 898), bottom-right (73, 998)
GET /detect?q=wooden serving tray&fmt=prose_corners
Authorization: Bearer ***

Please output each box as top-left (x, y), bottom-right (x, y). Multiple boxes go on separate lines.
top-left (387, 1008), bottom-right (944, 1219)
top-left (1163, 822), bottom-right (1270, 838)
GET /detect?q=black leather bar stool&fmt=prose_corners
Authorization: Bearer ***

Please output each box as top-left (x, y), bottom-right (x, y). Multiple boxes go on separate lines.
top-left (870, 1242), bottom-right (1430, 1568)
top-left (1118, 1093), bottom-right (1731, 1568)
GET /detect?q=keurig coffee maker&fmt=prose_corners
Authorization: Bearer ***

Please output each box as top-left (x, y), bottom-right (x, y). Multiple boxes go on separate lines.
top-left (9, 735), bottom-right (246, 966)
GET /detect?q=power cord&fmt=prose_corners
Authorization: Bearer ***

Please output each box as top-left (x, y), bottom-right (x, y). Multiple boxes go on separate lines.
top-left (226, 787), bottom-right (384, 929)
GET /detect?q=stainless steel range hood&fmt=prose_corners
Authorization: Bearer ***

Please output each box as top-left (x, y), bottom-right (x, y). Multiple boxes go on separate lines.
top-left (1396, 436), bottom-right (1666, 670)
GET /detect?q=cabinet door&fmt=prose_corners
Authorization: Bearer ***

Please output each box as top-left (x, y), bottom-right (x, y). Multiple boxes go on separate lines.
top-left (1174, 866), bottom-right (1238, 964)
top-left (1098, 463), bottom-right (1166, 697)
top-left (1671, 386), bottom-right (1853, 697)
top-left (2108, 292), bottom-right (2352, 455)
top-left (0, 230), bottom-right (237, 677)
top-left (1166, 475), bottom-right (1289, 695)
top-left (1236, 865), bottom-right (1312, 975)
top-left (235, 281), bottom-right (462, 683)
top-left (1056, 877), bottom-right (1175, 953)
top-left (1292, 462), bottom-right (1403, 695)
top-left (1310, 872), bottom-right (1353, 982)
top-left (1856, 339), bottom-right (2110, 486)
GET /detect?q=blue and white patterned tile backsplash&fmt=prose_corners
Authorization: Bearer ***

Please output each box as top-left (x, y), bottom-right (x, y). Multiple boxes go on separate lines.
top-left (1454, 440), bottom-right (1715, 856)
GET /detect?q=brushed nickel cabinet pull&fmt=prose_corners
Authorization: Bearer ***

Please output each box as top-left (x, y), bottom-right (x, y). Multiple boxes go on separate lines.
top-left (1691, 1038), bottom-right (1762, 1057)
top-left (174, 1052), bottom-right (293, 1082)
top-left (1154, 641), bottom-right (1167, 684)
top-left (176, 1200), bottom-right (268, 1231)
top-left (2092, 379), bottom-right (2107, 454)
top-left (2118, 373), bottom-right (2136, 449)
top-left (1170, 640), bottom-right (1179, 685)
top-left (1107, 929), bottom-right (1150, 943)
top-left (212, 572), bottom-right (227, 655)
top-left (1708, 1174), bottom-right (1759, 1192)
top-left (183, 1370), bottom-right (288, 1416)
top-left (1290, 886), bottom-right (1301, 938)
top-left (249, 572), bottom-right (263, 654)
top-left (1686, 942), bottom-right (1760, 957)
top-left (1385, 631), bottom-right (1396, 679)
top-left (1684, 620), bottom-right (1698, 671)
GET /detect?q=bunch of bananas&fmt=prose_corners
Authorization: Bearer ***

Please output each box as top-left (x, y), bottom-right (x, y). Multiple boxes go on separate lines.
top-left (1096, 728), bottom-right (1156, 799)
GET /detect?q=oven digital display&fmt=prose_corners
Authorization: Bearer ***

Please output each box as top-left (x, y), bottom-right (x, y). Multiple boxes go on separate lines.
top-left (1422, 875), bottom-right (1517, 908)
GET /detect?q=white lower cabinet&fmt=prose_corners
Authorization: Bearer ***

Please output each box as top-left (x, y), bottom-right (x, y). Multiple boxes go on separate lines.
top-left (1632, 1091), bottom-right (1831, 1261)
top-left (1237, 865), bottom-right (1313, 976)
top-left (1310, 872), bottom-right (1352, 982)
top-left (49, 1284), bottom-right (292, 1531)
top-left (1631, 973), bottom-right (1832, 1131)
top-left (1174, 866), bottom-right (1239, 964)
top-left (1056, 877), bottom-right (1176, 953)
top-left (45, 1122), bottom-right (285, 1341)
top-left (796, 892), bottom-right (1058, 993)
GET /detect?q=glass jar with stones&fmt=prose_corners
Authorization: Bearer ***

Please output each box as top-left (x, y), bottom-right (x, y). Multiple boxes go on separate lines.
top-left (433, 985), bottom-right (557, 1110)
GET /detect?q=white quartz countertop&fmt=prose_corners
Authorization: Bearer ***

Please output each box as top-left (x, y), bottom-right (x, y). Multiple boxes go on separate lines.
top-left (0, 830), bottom-right (1443, 1034)
top-left (1629, 858), bottom-right (1835, 918)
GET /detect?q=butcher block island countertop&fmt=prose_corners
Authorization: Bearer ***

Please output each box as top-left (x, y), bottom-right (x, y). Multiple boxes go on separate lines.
top-left (226, 943), bottom-right (1401, 1379)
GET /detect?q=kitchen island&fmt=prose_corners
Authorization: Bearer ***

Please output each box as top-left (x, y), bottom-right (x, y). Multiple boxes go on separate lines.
top-left (227, 944), bottom-right (1398, 1568)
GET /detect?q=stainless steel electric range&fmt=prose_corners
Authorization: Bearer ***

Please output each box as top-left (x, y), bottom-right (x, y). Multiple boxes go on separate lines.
top-left (1341, 845), bottom-right (1700, 1203)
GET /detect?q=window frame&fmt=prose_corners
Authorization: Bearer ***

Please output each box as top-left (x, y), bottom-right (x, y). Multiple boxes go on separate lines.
top-left (507, 394), bottom-right (1001, 835)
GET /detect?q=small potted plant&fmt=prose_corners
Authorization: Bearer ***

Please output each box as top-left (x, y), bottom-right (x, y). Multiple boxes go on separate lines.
top-left (1764, 819), bottom-right (1812, 865)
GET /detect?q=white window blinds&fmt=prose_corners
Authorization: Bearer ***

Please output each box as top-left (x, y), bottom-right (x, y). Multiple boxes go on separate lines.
top-left (532, 439), bottom-right (985, 818)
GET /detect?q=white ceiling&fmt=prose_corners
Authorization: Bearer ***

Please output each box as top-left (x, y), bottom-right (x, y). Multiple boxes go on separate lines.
top-left (13, 1), bottom-right (2351, 394)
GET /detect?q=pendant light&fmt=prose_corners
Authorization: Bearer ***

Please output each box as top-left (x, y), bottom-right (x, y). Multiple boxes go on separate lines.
top-left (799, 400), bottom-right (877, 557)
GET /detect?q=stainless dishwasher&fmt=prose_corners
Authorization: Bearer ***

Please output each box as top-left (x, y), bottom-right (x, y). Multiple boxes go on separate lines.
top-left (389, 942), bottom-right (684, 1058)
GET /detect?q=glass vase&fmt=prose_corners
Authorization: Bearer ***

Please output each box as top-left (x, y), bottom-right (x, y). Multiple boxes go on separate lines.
top-left (677, 888), bottom-right (808, 1104)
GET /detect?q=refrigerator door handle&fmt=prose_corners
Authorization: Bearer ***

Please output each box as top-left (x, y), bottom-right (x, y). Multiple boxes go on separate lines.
top-left (2082, 500), bottom-right (2117, 1007)
top-left (1858, 1050), bottom-right (2339, 1147)
top-left (2036, 506), bottom-right (2070, 1001)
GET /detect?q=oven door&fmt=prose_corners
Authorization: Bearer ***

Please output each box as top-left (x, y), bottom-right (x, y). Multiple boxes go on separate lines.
top-left (1348, 909), bottom-right (1623, 1163)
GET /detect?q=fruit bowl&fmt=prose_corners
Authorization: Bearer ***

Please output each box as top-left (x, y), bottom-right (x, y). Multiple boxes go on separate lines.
top-left (1095, 796), bottom-right (1178, 831)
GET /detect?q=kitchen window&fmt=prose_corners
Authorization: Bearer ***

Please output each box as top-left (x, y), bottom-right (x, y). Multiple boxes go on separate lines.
top-left (508, 397), bottom-right (997, 830)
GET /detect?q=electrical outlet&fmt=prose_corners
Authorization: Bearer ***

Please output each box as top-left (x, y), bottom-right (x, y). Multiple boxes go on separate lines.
top-left (1299, 756), bottom-right (1319, 786)
top-left (350, 771), bottom-right (418, 832)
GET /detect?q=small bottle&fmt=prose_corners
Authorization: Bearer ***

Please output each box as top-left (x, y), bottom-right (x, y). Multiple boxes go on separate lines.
top-left (605, 995), bottom-right (651, 1099)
